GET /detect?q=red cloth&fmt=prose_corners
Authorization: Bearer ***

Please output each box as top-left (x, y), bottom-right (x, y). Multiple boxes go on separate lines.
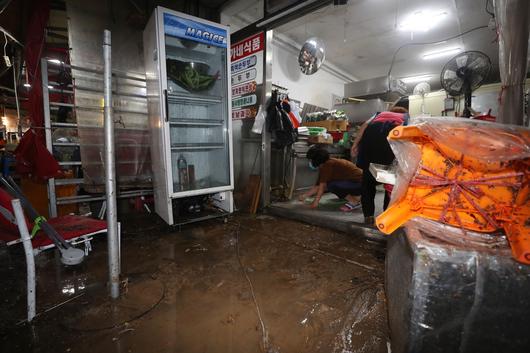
top-left (0, 215), bottom-right (108, 249)
top-left (14, 130), bottom-right (60, 180)
top-left (288, 111), bottom-right (300, 128)
top-left (24, 0), bottom-right (50, 130)
top-left (372, 111), bottom-right (405, 125)
top-left (16, 0), bottom-right (58, 180)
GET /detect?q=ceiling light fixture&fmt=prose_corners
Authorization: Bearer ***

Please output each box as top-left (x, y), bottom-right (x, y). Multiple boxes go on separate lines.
top-left (422, 47), bottom-right (462, 60)
top-left (401, 74), bottom-right (433, 83)
top-left (47, 58), bottom-right (62, 65)
top-left (399, 10), bottom-right (448, 32)
top-left (23, 83), bottom-right (31, 88)
top-left (48, 85), bottom-right (54, 89)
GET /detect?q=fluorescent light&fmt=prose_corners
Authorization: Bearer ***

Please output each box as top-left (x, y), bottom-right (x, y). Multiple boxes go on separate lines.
top-left (48, 85), bottom-right (54, 89)
top-left (423, 47), bottom-right (462, 60)
top-left (47, 58), bottom-right (62, 65)
top-left (401, 75), bottom-right (433, 83)
top-left (23, 83), bottom-right (31, 88)
top-left (399, 10), bottom-right (448, 32)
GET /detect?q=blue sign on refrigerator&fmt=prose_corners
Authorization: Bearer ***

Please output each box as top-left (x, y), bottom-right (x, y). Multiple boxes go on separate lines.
top-left (164, 13), bottom-right (227, 48)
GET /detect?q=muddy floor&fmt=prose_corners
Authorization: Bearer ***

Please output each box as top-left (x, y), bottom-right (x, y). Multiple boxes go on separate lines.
top-left (0, 213), bottom-right (388, 353)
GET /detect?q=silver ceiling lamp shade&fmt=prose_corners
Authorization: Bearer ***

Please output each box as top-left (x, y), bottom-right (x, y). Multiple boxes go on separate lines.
top-left (298, 37), bottom-right (326, 75)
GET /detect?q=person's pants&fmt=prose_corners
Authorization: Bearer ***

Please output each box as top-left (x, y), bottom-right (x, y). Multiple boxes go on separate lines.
top-left (361, 168), bottom-right (390, 217)
top-left (326, 180), bottom-right (362, 199)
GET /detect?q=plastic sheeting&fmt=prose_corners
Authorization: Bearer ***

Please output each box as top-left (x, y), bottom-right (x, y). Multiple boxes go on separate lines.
top-left (386, 227), bottom-right (530, 353)
top-left (494, 0), bottom-right (530, 126)
top-left (388, 116), bottom-right (530, 206)
top-left (380, 116), bottom-right (530, 263)
top-left (66, 0), bottom-right (152, 190)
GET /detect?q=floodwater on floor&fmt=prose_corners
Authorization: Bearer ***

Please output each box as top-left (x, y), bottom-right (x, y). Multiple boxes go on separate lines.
top-left (0, 214), bottom-right (388, 353)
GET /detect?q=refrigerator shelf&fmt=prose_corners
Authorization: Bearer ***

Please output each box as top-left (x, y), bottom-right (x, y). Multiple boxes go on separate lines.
top-left (167, 92), bottom-right (222, 105)
top-left (169, 119), bottom-right (223, 126)
top-left (171, 143), bottom-right (225, 151)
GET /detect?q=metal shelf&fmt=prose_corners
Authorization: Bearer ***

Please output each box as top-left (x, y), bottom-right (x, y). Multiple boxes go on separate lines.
top-left (59, 161), bottom-right (82, 166)
top-left (54, 142), bottom-right (80, 147)
top-left (42, 57), bottom-right (154, 217)
top-left (169, 119), bottom-right (223, 126)
top-left (54, 178), bottom-right (84, 186)
top-left (51, 122), bottom-right (78, 128)
top-left (56, 189), bottom-right (153, 205)
top-left (171, 143), bottom-right (225, 151)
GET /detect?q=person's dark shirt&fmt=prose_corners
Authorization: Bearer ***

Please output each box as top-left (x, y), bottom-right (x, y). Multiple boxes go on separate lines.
top-left (356, 111), bottom-right (405, 169)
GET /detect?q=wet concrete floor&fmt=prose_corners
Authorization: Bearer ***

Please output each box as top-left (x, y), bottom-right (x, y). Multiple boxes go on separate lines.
top-left (0, 213), bottom-right (388, 353)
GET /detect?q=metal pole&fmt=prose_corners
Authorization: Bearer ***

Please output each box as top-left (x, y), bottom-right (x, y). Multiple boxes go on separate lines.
top-left (11, 199), bottom-right (36, 322)
top-left (103, 30), bottom-right (120, 299)
top-left (494, 0), bottom-right (530, 126)
top-left (261, 30), bottom-right (273, 208)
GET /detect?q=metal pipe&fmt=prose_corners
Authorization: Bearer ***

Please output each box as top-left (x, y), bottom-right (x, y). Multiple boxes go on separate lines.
top-left (494, 0), bottom-right (530, 126)
top-left (103, 29), bottom-right (120, 299)
top-left (0, 25), bottom-right (23, 47)
top-left (11, 199), bottom-right (36, 322)
top-left (261, 30), bottom-right (273, 208)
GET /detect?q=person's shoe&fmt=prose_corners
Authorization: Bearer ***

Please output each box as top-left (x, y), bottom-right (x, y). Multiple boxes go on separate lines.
top-left (339, 201), bottom-right (361, 212)
top-left (364, 216), bottom-right (375, 225)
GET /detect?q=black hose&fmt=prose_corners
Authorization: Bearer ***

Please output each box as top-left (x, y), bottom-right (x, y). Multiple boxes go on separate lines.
top-left (1, 176), bottom-right (69, 249)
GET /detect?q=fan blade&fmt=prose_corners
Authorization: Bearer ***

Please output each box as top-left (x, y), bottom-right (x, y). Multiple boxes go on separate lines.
top-left (449, 80), bottom-right (463, 93)
top-left (468, 56), bottom-right (485, 71)
top-left (471, 74), bottom-right (483, 88)
top-left (443, 69), bottom-right (458, 80)
top-left (456, 54), bottom-right (468, 68)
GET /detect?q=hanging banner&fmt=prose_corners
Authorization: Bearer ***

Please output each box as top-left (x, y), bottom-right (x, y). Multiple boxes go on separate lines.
top-left (231, 32), bottom-right (264, 120)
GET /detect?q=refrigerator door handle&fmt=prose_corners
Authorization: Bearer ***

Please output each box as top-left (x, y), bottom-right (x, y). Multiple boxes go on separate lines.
top-left (164, 89), bottom-right (169, 122)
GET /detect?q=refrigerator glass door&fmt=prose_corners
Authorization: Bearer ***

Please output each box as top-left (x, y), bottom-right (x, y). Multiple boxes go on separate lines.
top-left (162, 13), bottom-right (231, 195)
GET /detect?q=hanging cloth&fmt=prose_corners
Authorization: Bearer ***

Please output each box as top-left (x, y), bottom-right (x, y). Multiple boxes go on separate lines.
top-left (15, 0), bottom-right (60, 181)
top-left (281, 98), bottom-right (300, 128)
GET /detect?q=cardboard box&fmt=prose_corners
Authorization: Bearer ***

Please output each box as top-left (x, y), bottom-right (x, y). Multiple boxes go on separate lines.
top-left (308, 135), bottom-right (333, 144)
top-left (303, 120), bottom-right (348, 131)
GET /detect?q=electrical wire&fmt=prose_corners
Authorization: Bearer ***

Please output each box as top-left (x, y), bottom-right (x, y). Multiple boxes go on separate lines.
top-left (0, 25), bottom-right (22, 47)
top-left (386, 25), bottom-right (489, 79)
top-left (3, 32), bottom-right (7, 58)
top-left (60, 277), bottom-right (166, 332)
top-left (485, 0), bottom-right (495, 18)
top-left (0, 0), bottom-right (13, 15)
top-left (233, 222), bottom-right (272, 352)
top-left (12, 59), bottom-right (20, 129)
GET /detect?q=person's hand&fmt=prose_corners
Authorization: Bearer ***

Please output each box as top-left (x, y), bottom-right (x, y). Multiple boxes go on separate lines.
top-left (298, 193), bottom-right (307, 202)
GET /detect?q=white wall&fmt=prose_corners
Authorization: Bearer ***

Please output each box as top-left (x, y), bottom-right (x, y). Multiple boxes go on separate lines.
top-left (409, 79), bottom-right (530, 119)
top-left (272, 40), bottom-right (346, 109)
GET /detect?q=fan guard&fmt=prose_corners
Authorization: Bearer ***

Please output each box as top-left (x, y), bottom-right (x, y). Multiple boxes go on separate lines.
top-left (440, 51), bottom-right (491, 97)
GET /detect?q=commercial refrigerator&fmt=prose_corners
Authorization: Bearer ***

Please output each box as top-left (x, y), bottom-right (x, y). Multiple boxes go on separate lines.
top-left (143, 7), bottom-right (233, 225)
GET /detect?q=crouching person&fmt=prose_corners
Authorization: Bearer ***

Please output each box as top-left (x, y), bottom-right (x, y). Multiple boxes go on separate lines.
top-left (299, 145), bottom-right (363, 211)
